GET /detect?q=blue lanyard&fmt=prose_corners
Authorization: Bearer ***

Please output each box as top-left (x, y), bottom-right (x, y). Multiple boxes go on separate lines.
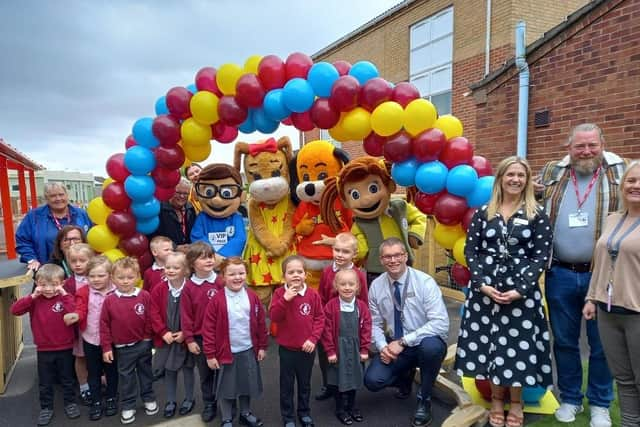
top-left (606, 214), bottom-right (640, 262)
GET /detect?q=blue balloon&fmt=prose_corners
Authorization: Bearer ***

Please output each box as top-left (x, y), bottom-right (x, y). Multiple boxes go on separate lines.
top-left (238, 109), bottom-right (256, 134)
top-left (391, 158), bottom-right (419, 187)
top-left (186, 83), bottom-right (197, 93)
top-left (282, 78), bottom-right (315, 113)
top-left (522, 386), bottom-right (546, 404)
top-left (415, 161), bottom-right (448, 194)
top-left (155, 96), bottom-right (169, 115)
top-left (136, 216), bottom-right (159, 235)
top-left (124, 146), bottom-right (156, 176)
top-left (263, 89), bottom-right (291, 122)
top-left (253, 108), bottom-right (280, 134)
top-left (466, 176), bottom-right (495, 207)
top-left (446, 165), bottom-right (479, 197)
top-left (124, 175), bottom-right (155, 202)
top-left (307, 62), bottom-right (340, 98)
top-left (348, 61), bottom-right (379, 85)
top-left (132, 117), bottom-right (160, 149)
top-left (131, 197), bottom-right (160, 219)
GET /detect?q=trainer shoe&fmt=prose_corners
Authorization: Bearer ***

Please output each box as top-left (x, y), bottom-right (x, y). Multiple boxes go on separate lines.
top-left (37, 408), bottom-right (54, 426)
top-left (590, 406), bottom-right (612, 427)
top-left (120, 408), bottom-right (136, 424)
top-left (64, 403), bottom-right (81, 419)
top-left (144, 400), bottom-right (159, 416)
top-left (555, 403), bottom-right (584, 423)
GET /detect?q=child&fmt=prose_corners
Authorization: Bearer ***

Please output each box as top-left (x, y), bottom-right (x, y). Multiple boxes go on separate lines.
top-left (203, 257), bottom-right (267, 427)
top-left (270, 255), bottom-right (325, 427)
top-left (143, 236), bottom-right (173, 292)
top-left (321, 269), bottom-right (372, 425)
top-left (149, 252), bottom-right (196, 418)
top-left (11, 264), bottom-right (80, 426)
top-left (63, 243), bottom-right (94, 406)
top-left (180, 241), bottom-right (225, 422)
top-left (64, 255), bottom-right (119, 421)
top-left (100, 257), bottom-right (158, 424)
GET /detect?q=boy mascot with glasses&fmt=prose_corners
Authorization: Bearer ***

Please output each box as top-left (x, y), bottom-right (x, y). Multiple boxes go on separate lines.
top-left (190, 163), bottom-right (247, 268)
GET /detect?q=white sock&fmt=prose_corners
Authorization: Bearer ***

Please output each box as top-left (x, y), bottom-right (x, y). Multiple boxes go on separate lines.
top-left (80, 383), bottom-right (89, 392)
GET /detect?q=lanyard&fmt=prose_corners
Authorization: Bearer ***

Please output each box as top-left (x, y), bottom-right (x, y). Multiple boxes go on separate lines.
top-left (175, 208), bottom-right (186, 236)
top-left (570, 166), bottom-right (601, 211)
top-left (605, 214), bottom-right (640, 311)
top-left (387, 269), bottom-right (412, 313)
top-left (52, 213), bottom-right (70, 230)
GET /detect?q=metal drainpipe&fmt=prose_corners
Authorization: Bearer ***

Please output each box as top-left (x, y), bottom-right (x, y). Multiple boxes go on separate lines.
top-left (515, 21), bottom-right (529, 158)
top-left (485, 0), bottom-right (492, 76)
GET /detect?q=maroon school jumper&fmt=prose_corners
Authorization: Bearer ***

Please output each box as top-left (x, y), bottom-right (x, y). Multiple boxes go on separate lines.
top-left (270, 285), bottom-right (325, 350)
top-left (11, 293), bottom-right (76, 351)
top-left (320, 297), bottom-right (372, 359)
top-left (99, 288), bottom-right (153, 352)
top-left (143, 264), bottom-right (164, 292)
top-left (318, 264), bottom-right (369, 306)
top-left (180, 273), bottom-right (224, 344)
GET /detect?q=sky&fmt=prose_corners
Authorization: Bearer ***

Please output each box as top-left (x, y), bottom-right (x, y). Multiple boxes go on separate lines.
top-left (0, 0), bottom-right (400, 177)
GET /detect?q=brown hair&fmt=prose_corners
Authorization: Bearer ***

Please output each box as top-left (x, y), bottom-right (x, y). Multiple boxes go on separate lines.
top-left (183, 163), bottom-right (202, 179)
top-left (112, 257), bottom-right (141, 276)
top-left (281, 254), bottom-right (305, 273)
top-left (185, 241), bottom-right (215, 271)
top-left (197, 163), bottom-right (243, 184)
top-left (51, 225), bottom-right (86, 263)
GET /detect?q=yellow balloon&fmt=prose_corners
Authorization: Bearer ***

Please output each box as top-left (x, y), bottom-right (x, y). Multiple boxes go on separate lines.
top-left (87, 197), bottom-right (113, 225)
top-left (181, 118), bottom-right (212, 146)
top-left (403, 98), bottom-right (437, 136)
top-left (216, 63), bottom-right (243, 96)
top-left (87, 224), bottom-right (120, 253)
top-left (434, 114), bottom-right (464, 140)
top-left (190, 91), bottom-right (219, 125)
top-left (183, 141), bottom-right (212, 162)
top-left (341, 107), bottom-right (372, 140)
top-left (453, 236), bottom-right (467, 267)
top-left (102, 177), bottom-right (114, 189)
top-left (370, 101), bottom-right (404, 136)
top-left (433, 221), bottom-right (465, 250)
top-left (103, 248), bottom-right (126, 263)
top-left (243, 55), bottom-right (263, 74)
top-left (328, 116), bottom-right (352, 142)
top-left (181, 155), bottom-right (192, 171)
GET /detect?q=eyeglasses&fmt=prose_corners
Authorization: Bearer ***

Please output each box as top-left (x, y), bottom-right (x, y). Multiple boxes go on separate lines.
top-left (380, 252), bottom-right (407, 262)
top-left (63, 237), bottom-right (82, 243)
top-left (195, 183), bottom-right (242, 200)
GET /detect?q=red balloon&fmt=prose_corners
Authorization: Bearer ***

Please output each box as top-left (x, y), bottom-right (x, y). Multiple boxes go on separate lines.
top-left (155, 145), bottom-right (185, 170)
top-left (329, 75), bottom-right (360, 112)
top-left (257, 55), bottom-right (286, 91)
top-left (125, 134), bottom-right (136, 149)
top-left (195, 67), bottom-right (222, 96)
top-left (414, 191), bottom-right (444, 215)
top-left (151, 167), bottom-right (181, 188)
top-left (106, 210), bottom-right (137, 238)
top-left (439, 137), bottom-right (474, 169)
top-left (333, 60), bottom-right (352, 76)
top-left (155, 185), bottom-right (175, 202)
top-left (235, 74), bottom-right (266, 109)
top-left (106, 153), bottom-right (130, 182)
top-left (137, 251), bottom-right (153, 272)
top-left (282, 117), bottom-right (293, 126)
top-left (285, 52), bottom-right (313, 80)
top-left (212, 122), bottom-right (238, 143)
top-left (392, 82), bottom-right (421, 107)
top-left (218, 96), bottom-right (248, 127)
top-left (433, 193), bottom-right (468, 225)
top-left (471, 155), bottom-right (493, 177)
top-left (462, 208), bottom-right (477, 232)
top-left (152, 115), bottom-right (181, 148)
top-left (102, 182), bottom-right (131, 211)
top-left (363, 132), bottom-right (386, 157)
top-left (451, 263), bottom-right (471, 287)
top-left (165, 87), bottom-right (193, 120)
top-left (412, 128), bottom-right (447, 162)
top-left (310, 98), bottom-right (339, 129)
top-left (291, 111), bottom-right (315, 132)
top-left (383, 131), bottom-right (412, 163)
top-left (360, 77), bottom-right (393, 112)
top-left (119, 232), bottom-right (149, 257)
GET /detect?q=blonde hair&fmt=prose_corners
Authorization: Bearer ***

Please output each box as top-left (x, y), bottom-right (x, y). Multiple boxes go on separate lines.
top-left (619, 161), bottom-right (640, 214)
top-left (87, 255), bottom-right (112, 275)
top-left (486, 156), bottom-right (539, 220)
top-left (333, 268), bottom-right (360, 295)
top-left (67, 243), bottom-right (95, 260)
top-left (112, 257), bottom-right (140, 276)
top-left (150, 235), bottom-right (173, 252)
top-left (165, 252), bottom-right (190, 275)
top-left (334, 232), bottom-right (358, 253)
top-left (35, 264), bottom-right (65, 283)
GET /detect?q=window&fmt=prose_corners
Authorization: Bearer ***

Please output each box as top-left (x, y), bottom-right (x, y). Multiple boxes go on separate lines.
top-left (11, 184), bottom-right (19, 191)
top-left (409, 7), bottom-right (453, 115)
top-left (319, 129), bottom-right (342, 148)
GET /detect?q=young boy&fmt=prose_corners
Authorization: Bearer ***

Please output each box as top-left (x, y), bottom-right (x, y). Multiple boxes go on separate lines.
top-left (100, 257), bottom-right (158, 424)
top-left (11, 264), bottom-right (80, 426)
top-left (143, 236), bottom-right (173, 292)
top-left (316, 232), bottom-right (368, 401)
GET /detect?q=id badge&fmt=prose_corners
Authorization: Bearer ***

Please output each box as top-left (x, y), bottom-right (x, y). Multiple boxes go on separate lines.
top-left (568, 212), bottom-right (588, 228)
top-left (606, 282), bottom-right (612, 312)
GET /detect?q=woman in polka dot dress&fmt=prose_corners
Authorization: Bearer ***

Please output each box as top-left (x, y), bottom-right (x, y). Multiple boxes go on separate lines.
top-left (455, 156), bottom-right (553, 427)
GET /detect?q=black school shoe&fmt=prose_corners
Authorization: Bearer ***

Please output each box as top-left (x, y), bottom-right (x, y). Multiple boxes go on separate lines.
top-left (37, 408), bottom-right (54, 426)
top-left (64, 403), bottom-right (81, 419)
top-left (104, 397), bottom-right (118, 417)
top-left (164, 401), bottom-right (177, 418)
top-left (80, 389), bottom-right (93, 406)
top-left (298, 415), bottom-right (315, 427)
top-left (411, 400), bottom-right (432, 427)
top-left (239, 412), bottom-right (264, 427)
top-left (201, 402), bottom-right (217, 422)
top-left (179, 399), bottom-right (195, 415)
top-left (315, 386), bottom-right (333, 401)
top-left (89, 401), bottom-right (103, 421)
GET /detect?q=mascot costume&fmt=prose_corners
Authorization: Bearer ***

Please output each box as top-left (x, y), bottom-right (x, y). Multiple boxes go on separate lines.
top-left (190, 163), bottom-right (246, 262)
top-left (291, 140), bottom-right (352, 290)
top-left (320, 156), bottom-right (427, 284)
top-left (234, 136), bottom-right (296, 305)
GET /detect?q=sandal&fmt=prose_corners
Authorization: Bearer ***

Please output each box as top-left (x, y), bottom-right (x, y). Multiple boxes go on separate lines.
top-left (506, 399), bottom-right (524, 427)
top-left (489, 393), bottom-right (506, 427)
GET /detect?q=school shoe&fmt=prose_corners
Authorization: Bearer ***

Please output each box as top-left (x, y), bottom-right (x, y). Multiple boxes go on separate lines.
top-left (163, 401), bottom-right (176, 418)
top-left (315, 386), bottom-right (333, 401)
top-left (590, 406), bottom-right (612, 427)
top-left (144, 400), bottom-right (159, 416)
top-left (555, 403), bottom-right (584, 422)
top-left (221, 420), bottom-right (233, 427)
top-left (80, 389), bottom-right (93, 406)
top-left (89, 401), bottom-right (103, 421)
top-left (395, 368), bottom-right (416, 400)
top-left (239, 412), bottom-right (264, 427)
top-left (64, 403), bottom-right (81, 419)
top-left (37, 408), bottom-right (54, 426)
top-left (283, 422), bottom-right (296, 427)
top-left (201, 402), bottom-right (217, 422)
top-left (178, 399), bottom-right (195, 415)
top-left (298, 415), bottom-right (315, 427)
top-left (104, 398), bottom-right (118, 417)
top-left (412, 399), bottom-right (432, 427)
top-left (120, 408), bottom-right (136, 424)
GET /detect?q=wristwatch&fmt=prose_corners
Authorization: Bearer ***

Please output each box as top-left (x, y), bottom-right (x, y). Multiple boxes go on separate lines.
top-left (399, 337), bottom-right (408, 347)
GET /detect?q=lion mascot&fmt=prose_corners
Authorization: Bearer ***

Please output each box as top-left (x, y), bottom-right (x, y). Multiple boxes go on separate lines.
top-left (320, 156), bottom-right (427, 285)
top-left (234, 136), bottom-right (296, 305)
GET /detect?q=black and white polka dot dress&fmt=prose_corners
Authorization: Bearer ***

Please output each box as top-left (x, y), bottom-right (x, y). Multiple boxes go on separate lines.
top-left (455, 205), bottom-right (554, 388)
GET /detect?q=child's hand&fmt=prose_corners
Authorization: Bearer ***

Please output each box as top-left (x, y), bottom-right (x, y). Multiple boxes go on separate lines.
top-left (187, 341), bottom-right (201, 355)
top-left (32, 286), bottom-right (43, 299)
top-left (162, 332), bottom-right (174, 345)
top-left (328, 355), bottom-right (338, 364)
top-left (301, 340), bottom-right (316, 353)
top-left (283, 286), bottom-right (299, 301)
top-left (55, 284), bottom-right (66, 296)
top-left (257, 349), bottom-right (266, 361)
top-left (103, 351), bottom-right (114, 363)
top-left (63, 313), bottom-right (79, 326)
top-left (172, 331), bottom-right (184, 343)
top-left (360, 353), bottom-right (369, 362)
top-left (207, 358), bottom-right (220, 370)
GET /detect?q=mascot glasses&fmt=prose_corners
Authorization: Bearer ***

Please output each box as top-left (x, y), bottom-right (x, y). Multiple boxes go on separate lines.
top-left (195, 183), bottom-right (242, 200)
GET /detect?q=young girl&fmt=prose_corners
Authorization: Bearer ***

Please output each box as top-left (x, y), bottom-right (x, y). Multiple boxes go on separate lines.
top-left (64, 243), bottom-right (94, 406)
top-left (180, 241), bottom-right (224, 423)
top-left (64, 255), bottom-right (119, 421)
top-left (321, 269), bottom-right (372, 425)
top-left (203, 257), bottom-right (267, 427)
top-left (150, 252), bottom-right (196, 418)
top-left (270, 255), bottom-right (325, 427)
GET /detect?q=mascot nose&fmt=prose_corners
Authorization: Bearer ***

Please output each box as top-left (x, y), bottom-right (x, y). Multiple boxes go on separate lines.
top-left (304, 183), bottom-right (316, 197)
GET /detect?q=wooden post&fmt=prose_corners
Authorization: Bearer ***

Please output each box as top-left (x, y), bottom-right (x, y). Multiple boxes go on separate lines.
top-left (17, 165), bottom-right (28, 214)
top-left (28, 169), bottom-right (37, 209)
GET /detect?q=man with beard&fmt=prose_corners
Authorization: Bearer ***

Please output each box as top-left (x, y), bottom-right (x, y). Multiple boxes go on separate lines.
top-left (152, 179), bottom-right (197, 251)
top-left (535, 123), bottom-right (628, 427)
